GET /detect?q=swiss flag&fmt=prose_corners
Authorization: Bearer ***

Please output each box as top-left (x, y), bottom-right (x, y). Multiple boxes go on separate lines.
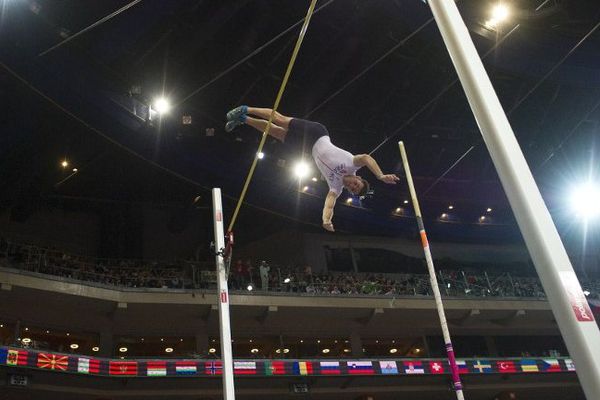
top-left (429, 361), bottom-right (445, 374)
top-left (497, 361), bottom-right (517, 373)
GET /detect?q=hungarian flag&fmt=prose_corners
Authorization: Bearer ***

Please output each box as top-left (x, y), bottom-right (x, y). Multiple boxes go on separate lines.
top-left (146, 361), bottom-right (167, 376)
top-left (264, 361), bottom-right (287, 375)
top-left (429, 361), bottom-right (445, 374)
top-left (234, 361), bottom-right (257, 375)
top-left (320, 361), bottom-right (341, 375)
top-left (540, 359), bottom-right (561, 373)
top-left (37, 353), bottom-right (68, 371)
top-left (77, 357), bottom-right (100, 374)
top-left (6, 349), bottom-right (29, 366)
top-left (175, 361), bottom-right (198, 375)
top-left (109, 361), bottom-right (138, 375)
top-left (205, 361), bottom-right (223, 375)
top-left (292, 361), bottom-right (314, 375)
top-left (347, 361), bottom-right (374, 375)
top-left (403, 361), bottom-right (425, 374)
top-left (497, 361), bottom-right (517, 373)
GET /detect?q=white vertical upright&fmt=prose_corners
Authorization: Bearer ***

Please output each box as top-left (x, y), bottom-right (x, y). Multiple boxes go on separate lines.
top-left (212, 188), bottom-right (235, 400)
top-left (426, 1), bottom-right (600, 398)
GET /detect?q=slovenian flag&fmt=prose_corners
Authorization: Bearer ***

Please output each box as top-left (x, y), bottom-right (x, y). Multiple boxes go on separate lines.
top-left (520, 359), bottom-right (539, 372)
top-left (540, 359), bottom-right (561, 373)
top-left (403, 361), bottom-right (425, 374)
top-left (320, 361), bottom-right (341, 375)
top-left (379, 361), bottom-right (398, 374)
top-left (347, 361), bottom-right (374, 374)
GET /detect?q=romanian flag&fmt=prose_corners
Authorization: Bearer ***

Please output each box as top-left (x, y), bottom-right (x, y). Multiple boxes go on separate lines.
top-left (521, 359), bottom-right (539, 373)
top-left (540, 359), bottom-right (561, 373)
top-left (429, 361), bottom-right (445, 374)
top-left (146, 361), bottom-right (167, 376)
top-left (320, 361), bottom-right (341, 375)
top-left (292, 361), bottom-right (314, 375)
top-left (234, 361), bottom-right (257, 375)
top-left (264, 361), bottom-right (287, 375)
top-left (37, 353), bottom-right (68, 371)
top-left (6, 349), bottom-right (29, 366)
top-left (347, 361), bottom-right (374, 375)
top-left (109, 361), bottom-right (138, 375)
top-left (77, 357), bottom-right (100, 374)
top-left (497, 361), bottom-right (517, 373)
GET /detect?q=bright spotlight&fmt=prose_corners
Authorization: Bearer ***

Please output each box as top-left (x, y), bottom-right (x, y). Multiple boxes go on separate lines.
top-left (293, 161), bottom-right (310, 179)
top-left (247, 283), bottom-right (254, 291)
top-left (491, 4), bottom-right (509, 22)
top-left (154, 97), bottom-right (171, 114)
top-left (257, 152), bottom-right (265, 160)
top-left (571, 183), bottom-right (600, 219)
top-left (61, 160), bottom-right (69, 168)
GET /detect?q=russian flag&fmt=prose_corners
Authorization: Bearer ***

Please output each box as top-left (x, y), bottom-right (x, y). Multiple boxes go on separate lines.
top-left (455, 360), bottom-right (469, 374)
top-left (347, 361), bottom-right (374, 375)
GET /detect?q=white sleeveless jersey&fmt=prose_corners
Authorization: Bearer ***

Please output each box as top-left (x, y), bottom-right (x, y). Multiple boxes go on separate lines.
top-left (311, 136), bottom-right (359, 196)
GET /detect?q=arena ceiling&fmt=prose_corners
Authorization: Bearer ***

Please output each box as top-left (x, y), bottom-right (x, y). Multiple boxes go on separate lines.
top-left (1, 0), bottom-right (600, 244)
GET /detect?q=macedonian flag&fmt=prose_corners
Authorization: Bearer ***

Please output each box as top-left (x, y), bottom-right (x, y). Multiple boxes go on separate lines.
top-left (37, 353), bottom-right (68, 371)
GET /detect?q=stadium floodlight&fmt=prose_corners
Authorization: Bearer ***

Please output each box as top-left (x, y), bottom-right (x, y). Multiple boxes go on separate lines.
top-left (154, 97), bottom-right (171, 114)
top-left (571, 183), bottom-right (600, 220)
top-left (293, 160), bottom-right (310, 179)
top-left (484, 3), bottom-right (510, 29)
top-left (247, 283), bottom-right (254, 291)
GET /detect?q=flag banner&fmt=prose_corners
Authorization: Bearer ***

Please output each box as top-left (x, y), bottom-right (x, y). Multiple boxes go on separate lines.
top-left (379, 360), bottom-right (398, 375)
top-left (264, 361), bottom-right (288, 375)
top-left (205, 361), bottom-right (223, 375)
top-left (37, 353), bottom-right (68, 371)
top-left (564, 359), bottom-right (576, 371)
top-left (497, 361), bottom-right (517, 373)
top-left (472, 360), bottom-right (494, 374)
top-left (403, 361), bottom-right (425, 374)
top-left (234, 361), bottom-right (257, 375)
top-left (6, 349), bottom-right (30, 367)
top-left (429, 360), bottom-right (445, 374)
top-left (540, 359), bottom-right (561, 373)
top-left (174, 361), bottom-right (199, 375)
top-left (0, 348), bottom-right (7, 364)
top-left (455, 360), bottom-right (470, 374)
top-left (77, 357), bottom-right (100, 374)
top-left (347, 361), bottom-right (374, 375)
top-left (146, 361), bottom-right (167, 377)
top-left (320, 361), bottom-right (341, 375)
top-left (292, 361), bottom-right (314, 375)
top-left (520, 359), bottom-right (539, 373)
top-left (109, 361), bottom-right (138, 376)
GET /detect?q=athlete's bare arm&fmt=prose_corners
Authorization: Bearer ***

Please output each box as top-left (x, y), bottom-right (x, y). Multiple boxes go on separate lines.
top-left (353, 154), bottom-right (400, 184)
top-left (322, 190), bottom-right (338, 232)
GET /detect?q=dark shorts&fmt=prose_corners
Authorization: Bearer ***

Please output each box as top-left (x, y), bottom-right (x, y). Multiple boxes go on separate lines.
top-left (286, 118), bottom-right (329, 151)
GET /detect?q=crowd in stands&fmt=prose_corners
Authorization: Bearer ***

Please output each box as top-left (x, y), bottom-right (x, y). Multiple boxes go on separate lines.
top-left (1, 237), bottom-right (599, 301)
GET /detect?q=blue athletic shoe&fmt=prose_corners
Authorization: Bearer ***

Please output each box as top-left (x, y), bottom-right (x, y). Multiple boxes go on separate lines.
top-left (225, 119), bottom-right (243, 132)
top-left (226, 105), bottom-right (248, 121)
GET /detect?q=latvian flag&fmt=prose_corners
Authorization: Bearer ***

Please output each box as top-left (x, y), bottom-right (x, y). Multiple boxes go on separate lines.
top-left (520, 359), bottom-right (539, 373)
top-left (564, 359), bottom-right (576, 371)
top-left (403, 361), bottom-right (425, 374)
top-left (379, 361), bottom-right (398, 375)
top-left (234, 361), bottom-right (257, 375)
top-left (37, 353), bottom-right (68, 371)
top-left (109, 361), bottom-right (138, 375)
top-left (77, 357), bottom-right (100, 374)
top-left (455, 360), bottom-right (469, 374)
top-left (146, 361), bottom-right (167, 377)
top-left (497, 361), bottom-right (517, 373)
top-left (264, 361), bottom-right (287, 375)
top-left (205, 361), bottom-right (223, 375)
top-left (292, 361), bottom-right (314, 375)
top-left (429, 361), bottom-right (445, 374)
top-left (6, 349), bottom-right (30, 367)
top-left (540, 359), bottom-right (561, 373)
top-left (175, 361), bottom-right (198, 375)
top-left (320, 361), bottom-right (341, 375)
top-left (347, 361), bottom-right (374, 375)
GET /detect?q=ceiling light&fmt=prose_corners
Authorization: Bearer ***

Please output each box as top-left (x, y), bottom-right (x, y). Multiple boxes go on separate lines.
top-left (403, 199), bottom-right (409, 204)
top-left (395, 207), bottom-right (402, 213)
top-left (293, 161), bottom-right (310, 179)
top-left (61, 160), bottom-right (69, 168)
top-left (300, 340), bottom-right (304, 343)
top-left (441, 213), bottom-right (448, 218)
top-left (165, 347), bottom-right (173, 353)
top-left (21, 338), bottom-right (31, 344)
top-left (66, 333), bottom-right (70, 336)
top-left (251, 348), bottom-right (259, 353)
top-left (583, 290), bottom-right (591, 296)
top-left (119, 347), bottom-right (128, 353)
top-left (45, 330), bottom-right (50, 334)
top-left (283, 348), bottom-right (289, 353)
top-left (322, 348), bottom-right (330, 354)
top-left (343, 348), bottom-right (351, 353)
top-left (302, 186), bottom-right (309, 192)
top-left (317, 340), bottom-right (320, 343)
top-left (209, 348), bottom-right (216, 353)
top-left (284, 277), bottom-right (291, 283)
top-left (571, 183), bottom-right (600, 220)
top-left (24, 327), bottom-right (28, 331)
top-left (479, 216), bottom-right (486, 222)
top-left (311, 177), bottom-right (318, 182)
top-left (249, 339), bottom-right (253, 343)
top-left (70, 343), bottom-right (79, 350)
top-left (415, 348), bottom-right (421, 353)
top-left (0, 324), bottom-right (4, 328)
top-left (247, 283), bottom-right (254, 291)
top-left (486, 207), bottom-right (492, 213)
top-left (154, 97), bottom-right (171, 114)
top-left (448, 205), bottom-right (454, 210)
top-left (257, 152), bottom-right (264, 160)
top-left (72, 168), bottom-right (78, 173)
top-left (491, 4), bottom-right (509, 23)
top-left (160, 338), bottom-right (164, 342)
top-left (389, 348), bottom-right (397, 354)
top-left (92, 347), bottom-right (100, 352)
top-left (275, 348), bottom-right (281, 354)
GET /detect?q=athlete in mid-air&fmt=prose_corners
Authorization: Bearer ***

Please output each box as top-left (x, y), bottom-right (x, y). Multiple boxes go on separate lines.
top-left (226, 106), bottom-right (399, 232)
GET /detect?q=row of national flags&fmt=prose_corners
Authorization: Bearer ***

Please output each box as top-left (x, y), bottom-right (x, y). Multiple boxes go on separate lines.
top-left (0, 347), bottom-right (575, 377)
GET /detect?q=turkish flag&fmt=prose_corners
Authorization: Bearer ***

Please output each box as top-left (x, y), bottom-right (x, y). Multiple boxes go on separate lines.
top-left (497, 361), bottom-right (517, 373)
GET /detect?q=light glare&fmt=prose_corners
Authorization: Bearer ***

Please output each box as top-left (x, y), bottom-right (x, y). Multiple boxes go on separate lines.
top-left (571, 183), bottom-right (600, 219)
top-left (491, 4), bottom-right (509, 22)
top-left (154, 97), bottom-right (171, 114)
top-left (257, 152), bottom-right (264, 159)
top-left (293, 161), bottom-right (310, 179)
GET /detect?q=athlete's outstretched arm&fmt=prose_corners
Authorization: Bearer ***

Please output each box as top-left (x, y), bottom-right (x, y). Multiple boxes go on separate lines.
top-left (353, 154), bottom-right (399, 184)
top-left (322, 191), bottom-right (338, 232)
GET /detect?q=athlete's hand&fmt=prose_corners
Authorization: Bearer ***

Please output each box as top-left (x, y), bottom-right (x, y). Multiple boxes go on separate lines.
top-left (379, 174), bottom-right (400, 184)
top-left (322, 222), bottom-right (335, 232)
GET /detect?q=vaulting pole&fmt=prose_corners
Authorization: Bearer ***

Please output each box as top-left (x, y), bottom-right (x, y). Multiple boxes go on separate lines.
top-left (426, 1), bottom-right (600, 398)
top-left (399, 142), bottom-right (465, 400)
top-left (212, 188), bottom-right (235, 400)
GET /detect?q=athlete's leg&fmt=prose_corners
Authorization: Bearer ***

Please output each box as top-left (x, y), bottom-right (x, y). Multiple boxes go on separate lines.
top-left (247, 107), bottom-right (292, 129)
top-left (245, 117), bottom-right (287, 142)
